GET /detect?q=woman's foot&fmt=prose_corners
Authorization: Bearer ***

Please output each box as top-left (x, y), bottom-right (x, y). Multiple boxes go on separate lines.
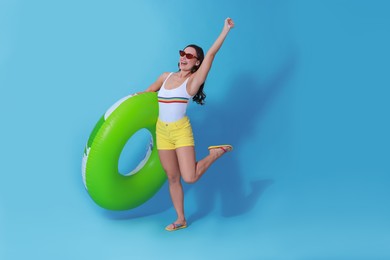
top-left (165, 220), bottom-right (187, 231)
top-left (208, 145), bottom-right (233, 158)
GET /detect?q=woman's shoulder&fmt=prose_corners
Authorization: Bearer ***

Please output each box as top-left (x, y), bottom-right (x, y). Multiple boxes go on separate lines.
top-left (160, 72), bottom-right (172, 82)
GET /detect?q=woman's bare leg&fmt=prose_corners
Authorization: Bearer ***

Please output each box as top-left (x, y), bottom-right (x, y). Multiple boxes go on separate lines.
top-left (176, 145), bottom-right (232, 184)
top-left (158, 149), bottom-right (187, 227)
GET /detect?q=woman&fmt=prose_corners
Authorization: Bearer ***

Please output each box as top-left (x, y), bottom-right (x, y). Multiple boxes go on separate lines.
top-left (144, 18), bottom-right (235, 231)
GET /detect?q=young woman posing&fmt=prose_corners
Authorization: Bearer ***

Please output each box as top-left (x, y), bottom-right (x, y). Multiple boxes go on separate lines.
top-left (144, 18), bottom-right (235, 231)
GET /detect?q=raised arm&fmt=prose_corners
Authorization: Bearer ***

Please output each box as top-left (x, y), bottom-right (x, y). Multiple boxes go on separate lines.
top-left (187, 18), bottom-right (235, 96)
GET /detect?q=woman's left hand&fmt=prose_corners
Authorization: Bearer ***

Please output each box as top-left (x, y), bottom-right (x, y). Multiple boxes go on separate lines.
top-left (224, 18), bottom-right (235, 31)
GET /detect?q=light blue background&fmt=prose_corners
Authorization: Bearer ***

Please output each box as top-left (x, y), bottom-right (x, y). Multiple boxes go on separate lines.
top-left (1, 0), bottom-right (389, 259)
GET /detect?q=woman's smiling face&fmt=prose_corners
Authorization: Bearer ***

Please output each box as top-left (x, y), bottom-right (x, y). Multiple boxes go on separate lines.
top-left (179, 47), bottom-right (200, 72)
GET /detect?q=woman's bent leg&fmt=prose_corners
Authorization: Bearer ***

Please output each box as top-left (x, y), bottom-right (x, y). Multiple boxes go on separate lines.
top-left (176, 146), bottom-right (230, 184)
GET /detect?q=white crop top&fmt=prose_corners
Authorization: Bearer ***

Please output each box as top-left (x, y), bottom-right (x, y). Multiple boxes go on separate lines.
top-left (157, 73), bottom-right (193, 122)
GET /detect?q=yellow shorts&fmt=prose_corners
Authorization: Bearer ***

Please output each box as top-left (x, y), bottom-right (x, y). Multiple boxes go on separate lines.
top-left (156, 116), bottom-right (195, 150)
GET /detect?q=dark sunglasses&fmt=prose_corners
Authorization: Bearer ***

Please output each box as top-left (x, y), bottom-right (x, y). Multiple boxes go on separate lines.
top-left (179, 50), bottom-right (198, 60)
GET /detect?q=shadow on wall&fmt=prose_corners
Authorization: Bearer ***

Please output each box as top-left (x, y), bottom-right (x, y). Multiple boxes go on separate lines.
top-left (102, 53), bottom-right (297, 220)
top-left (188, 54), bottom-right (297, 222)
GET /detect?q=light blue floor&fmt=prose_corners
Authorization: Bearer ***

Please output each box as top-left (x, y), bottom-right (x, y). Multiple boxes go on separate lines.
top-left (1, 1), bottom-right (390, 259)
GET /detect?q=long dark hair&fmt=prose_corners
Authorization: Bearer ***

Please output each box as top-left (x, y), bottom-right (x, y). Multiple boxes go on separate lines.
top-left (179, 44), bottom-right (206, 105)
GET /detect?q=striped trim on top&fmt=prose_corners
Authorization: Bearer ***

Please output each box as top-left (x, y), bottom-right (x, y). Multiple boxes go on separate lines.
top-left (158, 96), bottom-right (189, 104)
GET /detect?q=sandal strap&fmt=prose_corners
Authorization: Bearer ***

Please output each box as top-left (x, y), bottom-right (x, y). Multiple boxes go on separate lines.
top-left (171, 223), bottom-right (180, 229)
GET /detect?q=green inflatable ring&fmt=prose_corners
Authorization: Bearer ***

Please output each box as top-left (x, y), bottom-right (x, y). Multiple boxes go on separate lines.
top-left (82, 92), bottom-right (166, 210)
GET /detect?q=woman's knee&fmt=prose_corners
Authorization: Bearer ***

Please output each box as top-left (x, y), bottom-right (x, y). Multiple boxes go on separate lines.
top-left (166, 172), bottom-right (181, 184)
top-left (182, 175), bottom-right (196, 184)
